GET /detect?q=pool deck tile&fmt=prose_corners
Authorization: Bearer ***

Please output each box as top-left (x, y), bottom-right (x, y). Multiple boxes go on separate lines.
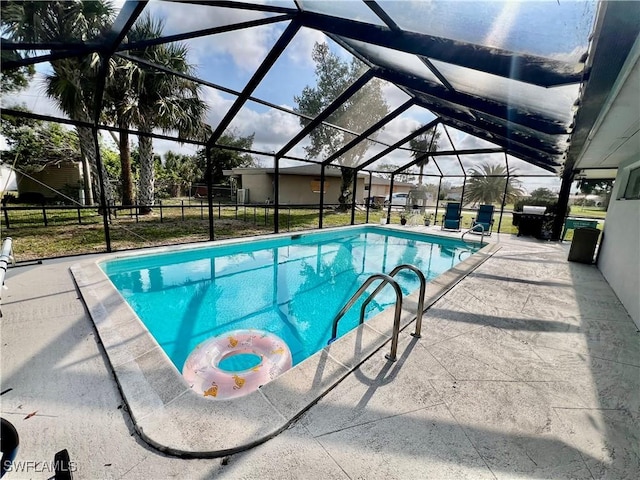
top-left (300, 330), bottom-right (453, 438)
top-left (323, 323), bottom-right (391, 369)
top-left (259, 348), bottom-right (350, 421)
top-left (315, 403), bottom-right (497, 480)
top-left (2, 227), bottom-right (640, 478)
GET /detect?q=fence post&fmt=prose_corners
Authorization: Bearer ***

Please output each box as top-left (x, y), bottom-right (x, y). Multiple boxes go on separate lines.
top-left (181, 200), bottom-right (185, 221)
top-left (264, 206), bottom-right (268, 226)
top-left (200, 200), bottom-right (203, 220)
top-left (3, 208), bottom-right (10, 229)
top-left (218, 200), bottom-right (221, 219)
top-left (159, 200), bottom-right (163, 223)
top-left (42, 204), bottom-right (48, 226)
top-left (135, 204), bottom-right (139, 223)
top-left (77, 207), bottom-right (82, 225)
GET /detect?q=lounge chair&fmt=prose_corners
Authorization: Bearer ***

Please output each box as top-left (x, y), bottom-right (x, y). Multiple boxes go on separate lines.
top-left (441, 202), bottom-right (461, 231)
top-left (471, 204), bottom-right (495, 235)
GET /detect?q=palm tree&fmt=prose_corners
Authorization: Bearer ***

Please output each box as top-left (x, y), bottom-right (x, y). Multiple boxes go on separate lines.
top-left (125, 14), bottom-right (208, 214)
top-left (1, 0), bottom-right (115, 205)
top-left (464, 163), bottom-right (525, 206)
top-left (409, 127), bottom-right (440, 185)
top-left (104, 56), bottom-right (137, 205)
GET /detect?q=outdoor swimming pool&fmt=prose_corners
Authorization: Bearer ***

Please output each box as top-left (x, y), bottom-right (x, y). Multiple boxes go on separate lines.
top-left (72, 225), bottom-right (495, 454)
top-left (101, 226), bottom-right (480, 371)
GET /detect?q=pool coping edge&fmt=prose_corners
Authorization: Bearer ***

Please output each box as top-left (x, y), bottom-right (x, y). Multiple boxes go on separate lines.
top-left (70, 228), bottom-right (500, 457)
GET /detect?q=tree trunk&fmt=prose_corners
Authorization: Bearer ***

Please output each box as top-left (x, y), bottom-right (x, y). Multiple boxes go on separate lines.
top-left (118, 120), bottom-right (134, 206)
top-left (418, 163), bottom-right (424, 186)
top-left (338, 167), bottom-right (355, 211)
top-left (76, 124), bottom-right (114, 208)
top-left (137, 132), bottom-right (154, 214)
top-left (77, 126), bottom-right (95, 205)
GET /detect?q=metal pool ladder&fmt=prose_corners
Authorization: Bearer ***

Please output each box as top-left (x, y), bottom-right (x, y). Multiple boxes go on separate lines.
top-left (328, 264), bottom-right (426, 362)
top-left (461, 224), bottom-right (486, 245)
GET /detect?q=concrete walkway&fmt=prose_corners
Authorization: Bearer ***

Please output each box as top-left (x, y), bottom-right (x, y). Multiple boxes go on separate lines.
top-left (1, 233), bottom-right (639, 479)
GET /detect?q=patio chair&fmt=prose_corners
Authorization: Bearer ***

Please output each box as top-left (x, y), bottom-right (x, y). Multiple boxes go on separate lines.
top-left (441, 202), bottom-right (461, 231)
top-left (471, 204), bottom-right (495, 235)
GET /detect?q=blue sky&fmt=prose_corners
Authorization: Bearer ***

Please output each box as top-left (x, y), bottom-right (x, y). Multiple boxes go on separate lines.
top-left (3, 0), bottom-right (599, 194)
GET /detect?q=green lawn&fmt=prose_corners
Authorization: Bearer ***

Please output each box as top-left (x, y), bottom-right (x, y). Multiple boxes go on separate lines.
top-left (1, 202), bottom-right (605, 261)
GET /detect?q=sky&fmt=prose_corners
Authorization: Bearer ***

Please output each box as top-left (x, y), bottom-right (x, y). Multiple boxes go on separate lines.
top-left (2, 0), bottom-right (598, 194)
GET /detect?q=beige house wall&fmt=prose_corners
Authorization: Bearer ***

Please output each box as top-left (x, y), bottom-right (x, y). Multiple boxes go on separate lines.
top-left (367, 183), bottom-right (412, 197)
top-left (16, 162), bottom-right (83, 199)
top-left (240, 174), bottom-right (366, 204)
top-left (240, 175), bottom-right (273, 203)
top-left (598, 155), bottom-right (640, 328)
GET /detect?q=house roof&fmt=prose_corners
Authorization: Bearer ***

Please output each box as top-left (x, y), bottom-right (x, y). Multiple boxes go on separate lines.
top-left (225, 165), bottom-right (414, 187)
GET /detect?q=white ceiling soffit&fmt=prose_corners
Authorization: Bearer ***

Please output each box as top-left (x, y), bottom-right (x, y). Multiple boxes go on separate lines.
top-left (574, 34), bottom-right (640, 171)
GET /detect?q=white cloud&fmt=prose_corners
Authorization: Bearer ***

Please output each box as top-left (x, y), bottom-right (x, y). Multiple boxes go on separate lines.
top-left (380, 81), bottom-right (411, 110)
top-left (286, 28), bottom-right (326, 67)
top-left (3, 73), bottom-right (66, 118)
top-left (231, 106), bottom-right (304, 153)
top-left (146, 2), bottom-right (282, 72)
top-left (375, 116), bottom-right (422, 145)
top-left (200, 88), bottom-right (305, 155)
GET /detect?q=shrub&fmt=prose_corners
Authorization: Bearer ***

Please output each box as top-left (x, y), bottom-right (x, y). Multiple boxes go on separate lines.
top-left (17, 192), bottom-right (46, 204)
top-left (1, 193), bottom-right (17, 205)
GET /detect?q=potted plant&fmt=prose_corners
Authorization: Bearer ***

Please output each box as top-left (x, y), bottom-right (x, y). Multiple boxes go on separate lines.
top-left (423, 212), bottom-right (433, 226)
top-left (400, 212), bottom-right (407, 225)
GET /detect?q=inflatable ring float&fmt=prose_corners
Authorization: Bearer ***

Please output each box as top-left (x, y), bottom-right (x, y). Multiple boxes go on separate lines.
top-left (182, 329), bottom-right (292, 400)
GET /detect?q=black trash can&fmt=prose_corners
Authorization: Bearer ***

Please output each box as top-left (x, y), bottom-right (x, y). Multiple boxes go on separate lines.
top-left (568, 227), bottom-right (600, 264)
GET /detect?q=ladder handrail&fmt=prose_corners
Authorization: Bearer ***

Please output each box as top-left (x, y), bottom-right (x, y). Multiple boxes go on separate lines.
top-left (328, 273), bottom-right (404, 362)
top-left (461, 224), bottom-right (485, 245)
top-left (359, 264), bottom-right (426, 339)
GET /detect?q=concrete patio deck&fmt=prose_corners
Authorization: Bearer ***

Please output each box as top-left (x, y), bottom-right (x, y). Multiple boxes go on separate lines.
top-left (1, 230), bottom-right (639, 479)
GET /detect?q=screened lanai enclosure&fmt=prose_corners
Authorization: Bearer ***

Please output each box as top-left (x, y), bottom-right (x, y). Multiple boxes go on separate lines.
top-left (1, 0), bottom-right (638, 257)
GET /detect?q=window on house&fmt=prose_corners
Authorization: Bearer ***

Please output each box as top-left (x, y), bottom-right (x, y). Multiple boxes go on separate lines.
top-left (310, 179), bottom-right (329, 194)
top-left (623, 167), bottom-right (640, 199)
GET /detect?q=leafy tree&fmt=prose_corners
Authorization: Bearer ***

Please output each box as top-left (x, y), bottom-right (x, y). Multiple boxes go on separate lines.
top-left (1, 0), bottom-right (115, 205)
top-left (294, 42), bottom-right (389, 210)
top-left (161, 151), bottom-right (201, 197)
top-left (126, 14), bottom-right (208, 214)
top-left (409, 127), bottom-right (440, 185)
top-left (577, 179), bottom-right (613, 195)
top-left (1, 108), bottom-right (81, 172)
top-left (464, 163), bottom-right (525, 206)
top-left (375, 163), bottom-right (416, 183)
top-left (195, 132), bottom-right (256, 185)
top-left (421, 182), bottom-right (440, 200)
top-left (0, 50), bottom-right (34, 94)
top-left (577, 178), bottom-right (613, 209)
top-left (100, 142), bottom-right (122, 185)
top-left (529, 187), bottom-right (557, 202)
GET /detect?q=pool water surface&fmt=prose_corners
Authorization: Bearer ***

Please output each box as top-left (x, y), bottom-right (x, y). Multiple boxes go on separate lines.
top-left (102, 226), bottom-right (479, 370)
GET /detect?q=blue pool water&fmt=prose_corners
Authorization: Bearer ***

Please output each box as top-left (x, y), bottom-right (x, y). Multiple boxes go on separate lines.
top-left (101, 227), bottom-right (480, 370)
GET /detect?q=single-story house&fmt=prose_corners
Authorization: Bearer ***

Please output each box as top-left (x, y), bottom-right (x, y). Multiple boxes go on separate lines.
top-left (224, 165), bottom-right (414, 205)
top-left (14, 161), bottom-right (84, 201)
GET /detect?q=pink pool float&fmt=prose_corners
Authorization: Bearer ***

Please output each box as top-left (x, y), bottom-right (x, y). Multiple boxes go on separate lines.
top-left (182, 329), bottom-right (292, 400)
